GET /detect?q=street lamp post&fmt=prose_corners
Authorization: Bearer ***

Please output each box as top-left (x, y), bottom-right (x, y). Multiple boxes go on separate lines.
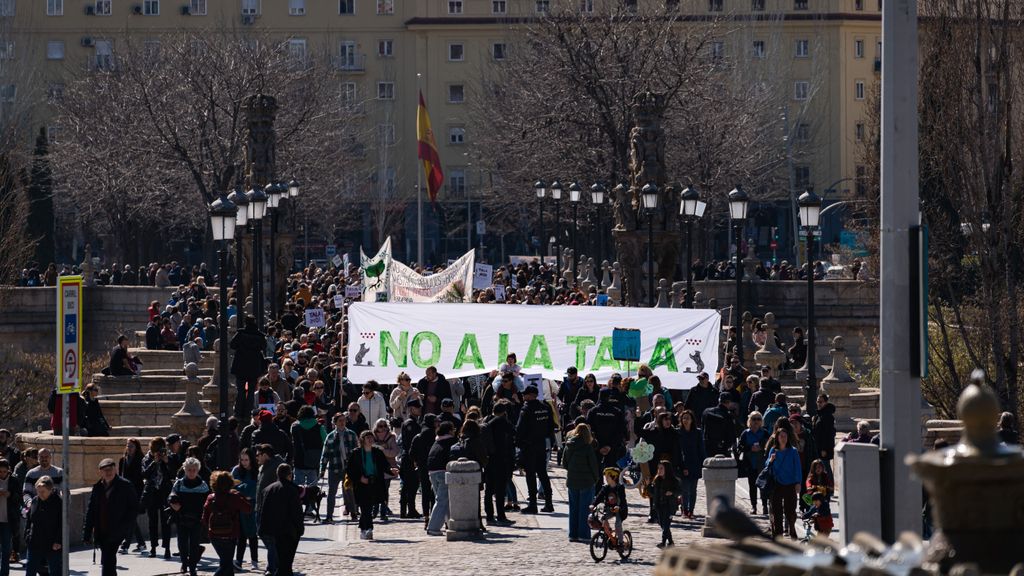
top-left (208, 193), bottom-right (237, 469)
top-left (799, 189), bottom-right (823, 416)
top-left (680, 186), bottom-right (701, 308)
top-left (287, 178), bottom-right (300, 272)
top-left (550, 181), bottom-right (563, 274)
top-left (227, 187), bottom-right (249, 299)
top-left (569, 182), bottom-right (582, 282)
top-left (728, 186), bottom-right (750, 362)
top-left (246, 186), bottom-right (268, 328)
top-left (265, 182), bottom-right (284, 320)
top-left (534, 180), bottom-right (546, 258)
top-left (590, 182), bottom-right (606, 268)
top-left (641, 183), bottom-right (659, 307)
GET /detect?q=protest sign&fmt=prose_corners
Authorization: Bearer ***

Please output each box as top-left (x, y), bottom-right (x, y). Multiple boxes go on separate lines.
top-left (472, 263), bottom-right (493, 290)
top-left (494, 284), bottom-right (506, 302)
top-left (345, 285), bottom-right (362, 299)
top-left (347, 303), bottom-right (720, 388)
top-left (304, 308), bottom-right (326, 328)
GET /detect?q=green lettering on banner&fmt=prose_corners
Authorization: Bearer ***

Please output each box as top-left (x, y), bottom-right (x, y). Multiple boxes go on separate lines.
top-left (379, 331), bottom-right (408, 367)
top-left (523, 334), bottom-right (553, 370)
top-left (411, 331), bottom-right (441, 368)
top-left (497, 333), bottom-right (509, 365)
top-left (591, 336), bottom-right (622, 372)
top-left (565, 336), bottom-right (596, 371)
top-left (648, 337), bottom-right (679, 372)
top-left (454, 333), bottom-right (485, 370)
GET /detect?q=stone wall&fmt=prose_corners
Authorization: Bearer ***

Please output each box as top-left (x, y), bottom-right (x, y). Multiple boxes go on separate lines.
top-left (0, 286), bottom-right (175, 353)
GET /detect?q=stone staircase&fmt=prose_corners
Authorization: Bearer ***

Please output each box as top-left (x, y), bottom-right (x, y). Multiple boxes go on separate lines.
top-left (130, 347), bottom-right (216, 371)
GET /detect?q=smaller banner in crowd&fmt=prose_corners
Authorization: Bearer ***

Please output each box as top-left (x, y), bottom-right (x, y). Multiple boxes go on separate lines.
top-left (472, 263), bottom-right (493, 290)
top-left (347, 302), bottom-right (721, 387)
top-left (387, 250), bottom-right (475, 303)
top-left (360, 237), bottom-right (392, 303)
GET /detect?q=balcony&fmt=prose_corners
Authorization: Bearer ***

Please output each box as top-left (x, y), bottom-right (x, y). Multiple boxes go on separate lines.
top-left (333, 53), bottom-right (366, 73)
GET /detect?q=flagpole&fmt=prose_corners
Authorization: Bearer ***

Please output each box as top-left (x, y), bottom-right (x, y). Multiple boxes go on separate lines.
top-left (416, 72), bottom-right (424, 266)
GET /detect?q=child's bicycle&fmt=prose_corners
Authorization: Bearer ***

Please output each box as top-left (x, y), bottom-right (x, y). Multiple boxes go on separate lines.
top-left (799, 517), bottom-right (816, 544)
top-left (588, 509), bottom-right (633, 562)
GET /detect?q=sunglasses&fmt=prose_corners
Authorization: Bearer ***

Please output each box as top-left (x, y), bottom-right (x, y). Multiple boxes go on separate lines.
top-left (348, 408), bottom-right (358, 413)
top-left (313, 386), bottom-right (324, 390)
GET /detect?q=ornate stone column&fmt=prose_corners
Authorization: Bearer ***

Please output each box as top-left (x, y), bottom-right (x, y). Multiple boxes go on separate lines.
top-left (172, 362), bottom-right (211, 443)
top-left (820, 335), bottom-right (859, 432)
top-left (701, 455), bottom-right (738, 538)
top-left (753, 312), bottom-right (787, 376)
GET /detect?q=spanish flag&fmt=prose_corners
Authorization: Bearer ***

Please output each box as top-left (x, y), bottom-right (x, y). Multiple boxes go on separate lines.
top-left (416, 91), bottom-right (444, 203)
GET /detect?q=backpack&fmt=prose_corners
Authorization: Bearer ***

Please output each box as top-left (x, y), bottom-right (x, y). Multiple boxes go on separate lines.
top-left (207, 496), bottom-right (234, 539)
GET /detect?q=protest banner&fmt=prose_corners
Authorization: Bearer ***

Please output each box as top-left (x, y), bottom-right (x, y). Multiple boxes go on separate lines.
top-left (347, 303), bottom-right (720, 388)
top-left (360, 237), bottom-right (392, 303)
top-left (388, 250), bottom-right (475, 303)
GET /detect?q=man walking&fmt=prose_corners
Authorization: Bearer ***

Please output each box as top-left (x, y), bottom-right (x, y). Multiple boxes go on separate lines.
top-left (255, 444), bottom-right (284, 575)
top-left (702, 393), bottom-right (737, 457)
top-left (425, 421), bottom-right (458, 536)
top-left (483, 401), bottom-right (515, 525)
top-left (83, 459), bottom-right (138, 576)
top-left (398, 399), bottom-right (423, 519)
top-left (320, 412), bottom-right (357, 523)
top-left (516, 386), bottom-right (555, 514)
top-left (259, 464), bottom-right (304, 576)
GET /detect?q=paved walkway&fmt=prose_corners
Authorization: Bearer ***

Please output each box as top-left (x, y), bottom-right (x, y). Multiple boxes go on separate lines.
top-left (61, 464), bottom-right (826, 576)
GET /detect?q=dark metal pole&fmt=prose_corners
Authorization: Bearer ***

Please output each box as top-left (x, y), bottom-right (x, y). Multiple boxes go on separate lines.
top-left (734, 223), bottom-right (743, 362)
top-left (572, 203), bottom-right (579, 281)
top-left (648, 212), bottom-right (655, 307)
top-left (269, 210), bottom-right (277, 320)
top-left (685, 218), bottom-right (694, 308)
top-left (253, 223), bottom-right (263, 328)
top-left (596, 205), bottom-right (603, 266)
top-left (554, 200), bottom-right (561, 273)
top-left (805, 231), bottom-right (818, 416)
top-left (537, 199), bottom-right (544, 258)
top-left (217, 246), bottom-right (230, 467)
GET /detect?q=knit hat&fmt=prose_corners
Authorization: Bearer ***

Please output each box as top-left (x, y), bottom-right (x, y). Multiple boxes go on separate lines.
top-left (259, 410), bottom-right (274, 425)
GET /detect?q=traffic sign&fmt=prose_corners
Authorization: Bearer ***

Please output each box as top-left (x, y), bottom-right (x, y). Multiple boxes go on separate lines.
top-left (57, 276), bottom-right (83, 393)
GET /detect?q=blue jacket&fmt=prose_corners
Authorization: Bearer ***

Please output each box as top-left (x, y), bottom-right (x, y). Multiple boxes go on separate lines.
top-left (763, 404), bottom-right (788, 434)
top-left (766, 446), bottom-right (802, 486)
top-left (678, 427), bottom-right (706, 478)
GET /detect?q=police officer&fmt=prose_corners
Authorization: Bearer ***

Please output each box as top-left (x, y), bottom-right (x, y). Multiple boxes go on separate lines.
top-left (702, 392), bottom-right (737, 457)
top-left (515, 386), bottom-right (555, 514)
top-left (483, 401), bottom-right (516, 524)
top-left (399, 398), bottom-right (423, 518)
top-left (586, 388), bottom-right (628, 470)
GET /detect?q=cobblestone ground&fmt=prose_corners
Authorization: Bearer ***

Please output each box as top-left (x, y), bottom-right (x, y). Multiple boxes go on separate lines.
top-left (293, 464), bottom-right (774, 576)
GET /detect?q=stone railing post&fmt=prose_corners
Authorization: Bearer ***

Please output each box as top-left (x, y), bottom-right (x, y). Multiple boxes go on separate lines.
top-left (172, 362), bottom-right (211, 443)
top-left (445, 458), bottom-right (483, 540)
top-left (821, 335), bottom-right (859, 433)
top-left (753, 312), bottom-right (787, 376)
top-left (701, 455), bottom-right (737, 538)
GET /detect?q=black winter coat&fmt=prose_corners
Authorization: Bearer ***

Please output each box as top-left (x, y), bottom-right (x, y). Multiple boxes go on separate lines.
top-left (811, 403), bottom-right (837, 460)
top-left (140, 452), bottom-right (172, 509)
top-left (26, 494), bottom-right (62, 552)
top-left (702, 404), bottom-right (736, 457)
top-left (258, 480), bottom-right (304, 541)
top-left (346, 447), bottom-right (391, 505)
top-left (483, 415), bottom-right (515, 471)
top-left (252, 422), bottom-right (292, 462)
top-left (427, 436), bottom-right (459, 472)
top-left (684, 384), bottom-right (719, 426)
top-left (83, 476), bottom-right (138, 544)
top-left (230, 327), bottom-right (267, 379)
top-left (410, 429), bottom-right (436, 474)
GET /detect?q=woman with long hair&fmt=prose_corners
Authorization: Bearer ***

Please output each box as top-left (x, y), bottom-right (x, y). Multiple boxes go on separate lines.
top-left (230, 448), bottom-right (259, 570)
top-left (766, 428), bottom-right (803, 539)
top-left (571, 374), bottom-right (600, 419)
top-left (676, 409), bottom-right (705, 519)
top-left (651, 460), bottom-right (680, 547)
top-left (561, 423), bottom-right (600, 542)
top-left (346, 431), bottom-right (395, 540)
top-left (201, 471), bottom-right (252, 576)
top-left (370, 419), bottom-right (399, 521)
top-left (739, 411), bottom-right (770, 515)
top-left (118, 438), bottom-right (146, 553)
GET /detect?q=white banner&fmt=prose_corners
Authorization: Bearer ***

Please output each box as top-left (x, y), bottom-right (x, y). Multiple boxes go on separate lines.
top-left (387, 250), bottom-right (475, 303)
top-left (346, 303), bottom-right (720, 388)
top-left (360, 237), bottom-right (392, 303)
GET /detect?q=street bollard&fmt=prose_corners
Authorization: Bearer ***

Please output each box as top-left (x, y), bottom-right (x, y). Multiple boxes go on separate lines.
top-left (445, 458), bottom-right (483, 541)
top-left (701, 455), bottom-right (738, 538)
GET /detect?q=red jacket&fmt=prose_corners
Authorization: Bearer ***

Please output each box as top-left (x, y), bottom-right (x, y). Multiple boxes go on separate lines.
top-left (201, 490), bottom-right (253, 540)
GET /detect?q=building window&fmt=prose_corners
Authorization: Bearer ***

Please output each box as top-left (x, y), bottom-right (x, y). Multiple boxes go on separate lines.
top-left (378, 39), bottom-right (393, 57)
top-left (377, 81), bottom-right (395, 100)
top-left (47, 0), bottom-right (62, 15)
top-left (854, 39), bottom-right (864, 59)
top-left (624, 0), bottom-right (637, 12)
top-left (535, 0), bottom-right (549, 12)
top-left (855, 0), bottom-right (863, 8)
top-left (341, 82), bottom-right (358, 108)
top-left (492, 42), bottom-right (506, 61)
top-left (143, 38), bottom-right (160, 61)
top-left (339, 0), bottom-right (354, 14)
top-left (448, 43), bottom-right (464, 62)
top-left (289, 0), bottom-right (305, 15)
top-left (190, 0), bottom-right (206, 14)
top-left (449, 169), bottom-right (466, 197)
top-left (793, 80), bottom-right (809, 101)
top-left (708, 0), bottom-right (722, 11)
top-left (854, 79), bottom-right (865, 100)
top-left (794, 0), bottom-right (807, 9)
top-left (752, 40), bottom-right (765, 59)
top-left (338, 41), bottom-right (358, 68)
top-left (0, 0), bottom-right (13, 17)
top-left (448, 84), bottom-right (465, 103)
top-left (288, 38), bottom-right (307, 62)
top-left (855, 121), bottom-right (865, 141)
top-left (492, 0), bottom-right (506, 13)
top-left (710, 41), bottom-right (724, 61)
top-left (95, 39), bottom-right (113, 70)
top-left (143, 0), bottom-right (158, 15)
top-left (242, 0), bottom-right (259, 14)
top-left (378, 123), bottom-right (395, 146)
top-left (47, 83), bottom-right (64, 101)
top-left (47, 40), bottom-right (64, 60)
top-left (855, 165), bottom-right (867, 195)
top-left (795, 122), bottom-right (810, 142)
top-left (751, 0), bottom-right (764, 9)
top-left (0, 84), bottom-right (15, 103)
top-left (448, 0), bottom-right (462, 14)
top-left (794, 166), bottom-right (811, 190)
top-left (0, 42), bottom-right (12, 60)
top-left (376, 0), bottom-right (393, 14)
top-left (449, 126), bottom-right (465, 144)
top-left (795, 39), bottom-right (809, 58)
top-left (95, 0), bottom-right (111, 15)
top-left (580, 0), bottom-right (594, 11)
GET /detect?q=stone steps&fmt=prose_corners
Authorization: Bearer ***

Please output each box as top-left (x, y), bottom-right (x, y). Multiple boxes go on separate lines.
top-left (111, 424), bottom-right (175, 437)
top-left (130, 348), bottom-right (215, 370)
top-left (92, 374), bottom-right (192, 394)
top-left (105, 391), bottom-right (193, 402)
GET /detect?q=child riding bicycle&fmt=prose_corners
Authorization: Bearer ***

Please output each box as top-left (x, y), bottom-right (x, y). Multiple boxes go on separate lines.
top-left (590, 467), bottom-right (628, 551)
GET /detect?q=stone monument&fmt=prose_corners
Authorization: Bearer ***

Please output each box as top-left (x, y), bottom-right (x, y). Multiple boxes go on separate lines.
top-left (445, 458), bottom-right (483, 541)
top-left (202, 339), bottom-right (236, 413)
top-left (820, 336), bottom-right (859, 433)
top-left (172, 362), bottom-right (211, 442)
top-left (753, 312), bottom-right (787, 375)
top-left (701, 455), bottom-right (738, 538)
top-left (608, 262), bottom-right (623, 304)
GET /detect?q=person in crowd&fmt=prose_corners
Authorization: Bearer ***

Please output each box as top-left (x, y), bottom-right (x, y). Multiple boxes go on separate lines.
top-left (845, 420), bottom-right (875, 444)
top-left (651, 459), bottom-right (679, 548)
top-left (0, 459), bottom-right (15, 576)
top-left (556, 366), bottom-right (582, 423)
top-left (389, 373), bottom-right (422, 422)
top-left (591, 467), bottom-right (628, 552)
top-left (140, 437), bottom-right (173, 559)
top-left (998, 411), bottom-right (1019, 445)
top-left (230, 448), bottom-right (259, 570)
top-left (255, 445), bottom-right (285, 575)
top-left (763, 393), bottom-right (789, 434)
top-left (570, 374), bottom-right (600, 420)
top-left (438, 398), bottom-right (462, 430)
top-left (482, 402), bottom-right (515, 525)
top-left (83, 459), bottom-right (138, 576)
top-left (788, 327), bottom-right (807, 369)
top-left (561, 423), bottom-right (600, 542)
top-left (491, 354), bottom-right (524, 393)
top-left (801, 492), bottom-right (834, 538)
top-left (145, 317), bottom-right (162, 350)
top-left (253, 410), bottom-right (292, 463)
top-left (684, 372), bottom-right (718, 426)
top-left (358, 382), bottom-right (388, 425)
top-left (516, 386), bottom-right (555, 514)
top-left (587, 389), bottom-right (627, 471)
top-left (766, 427), bottom-right (802, 539)
top-left (345, 403), bottom-right (369, 437)
top-left (48, 388), bottom-right (86, 435)
top-left (811, 393), bottom-right (837, 469)
top-left (254, 378), bottom-right (282, 412)
top-left (410, 415), bottom-right (438, 528)
top-left (789, 415), bottom-right (817, 508)
top-left (321, 411), bottom-right (358, 523)
top-left (425, 421), bottom-right (458, 536)
top-left (417, 367), bottom-right (452, 415)
top-left (117, 438), bottom-right (146, 553)
top-left (108, 335), bottom-right (139, 376)
top-left (196, 416), bottom-right (221, 466)
top-left (371, 419), bottom-right (399, 521)
top-left (9, 448), bottom-right (35, 564)
top-left (739, 411), bottom-right (770, 515)
top-left (230, 316), bottom-right (267, 419)
top-left (398, 399), bottom-right (423, 520)
top-left (259, 464), bottom-right (304, 576)
top-left (677, 409), bottom-right (704, 519)
top-left (207, 417), bottom-right (241, 473)
top-left (24, 449), bottom-right (63, 499)
top-left (24, 477), bottom-right (61, 576)
top-left (702, 392), bottom-right (736, 457)
top-left (168, 457), bottom-right (209, 576)
top-left (346, 431), bottom-right (394, 540)
top-left (264, 364), bottom-right (291, 409)
top-left (291, 406), bottom-right (326, 489)
top-left (202, 470), bottom-right (252, 576)
top-left (804, 459), bottom-right (834, 504)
